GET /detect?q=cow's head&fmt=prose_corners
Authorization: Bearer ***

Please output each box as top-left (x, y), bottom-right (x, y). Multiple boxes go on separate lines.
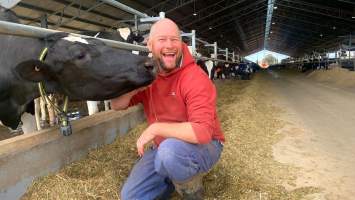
top-left (14, 33), bottom-right (155, 100)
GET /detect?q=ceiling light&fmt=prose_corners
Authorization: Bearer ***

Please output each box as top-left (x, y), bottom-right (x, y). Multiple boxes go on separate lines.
top-left (270, 31), bottom-right (273, 34)
top-left (332, 26), bottom-right (336, 30)
top-left (273, 6), bottom-right (278, 9)
top-left (320, 33), bottom-right (323, 37)
top-left (272, 22), bottom-right (275, 25)
top-left (193, 13), bottom-right (197, 16)
top-left (352, 16), bottom-right (355, 19)
top-left (209, 27), bottom-right (212, 30)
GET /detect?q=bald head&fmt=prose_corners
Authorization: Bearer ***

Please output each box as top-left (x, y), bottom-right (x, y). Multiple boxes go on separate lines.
top-left (149, 18), bottom-right (181, 41)
top-left (147, 18), bottom-right (183, 74)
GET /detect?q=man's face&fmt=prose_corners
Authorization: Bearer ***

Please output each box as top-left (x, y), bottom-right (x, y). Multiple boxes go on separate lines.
top-left (148, 26), bottom-right (182, 73)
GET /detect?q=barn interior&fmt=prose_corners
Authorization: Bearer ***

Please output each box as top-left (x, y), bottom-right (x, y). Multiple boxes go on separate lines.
top-left (1, 0), bottom-right (355, 200)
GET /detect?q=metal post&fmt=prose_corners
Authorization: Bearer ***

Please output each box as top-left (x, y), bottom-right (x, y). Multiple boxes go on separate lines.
top-left (226, 48), bottom-right (228, 61)
top-left (40, 14), bottom-right (48, 29)
top-left (348, 33), bottom-right (352, 60)
top-left (351, 34), bottom-right (355, 71)
top-left (191, 30), bottom-right (196, 56)
top-left (232, 51), bottom-right (235, 62)
top-left (214, 42), bottom-right (217, 59)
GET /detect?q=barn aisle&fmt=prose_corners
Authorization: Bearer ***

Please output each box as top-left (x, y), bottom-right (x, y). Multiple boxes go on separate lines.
top-left (263, 69), bottom-right (355, 200)
top-left (24, 72), bottom-right (346, 199)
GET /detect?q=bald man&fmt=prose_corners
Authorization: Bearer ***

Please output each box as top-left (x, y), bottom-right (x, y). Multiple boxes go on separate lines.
top-left (111, 18), bottom-right (224, 200)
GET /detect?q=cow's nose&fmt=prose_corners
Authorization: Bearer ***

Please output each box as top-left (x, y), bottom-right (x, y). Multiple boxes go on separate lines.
top-left (144, 59), bottom-right (155, 71)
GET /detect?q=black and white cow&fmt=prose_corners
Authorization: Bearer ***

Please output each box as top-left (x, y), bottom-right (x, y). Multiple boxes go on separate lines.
top-left (79, 30), bottom-right (146, 115)
top-left (0, 7), bottom-right (155, 131)
top-left (196, 59), bottom-right (216, 80)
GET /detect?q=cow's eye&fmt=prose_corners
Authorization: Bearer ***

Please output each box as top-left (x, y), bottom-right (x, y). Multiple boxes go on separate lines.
top-left (77, 53), bottom-right (86, 60)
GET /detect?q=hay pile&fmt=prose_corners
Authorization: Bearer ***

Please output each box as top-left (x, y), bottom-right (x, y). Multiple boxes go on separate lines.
top-left (307, 65), bottom-right (355, 88)
top-left (23, 76), bottom-right (321, 199)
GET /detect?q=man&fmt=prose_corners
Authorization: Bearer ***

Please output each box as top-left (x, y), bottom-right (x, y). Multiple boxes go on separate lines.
top-left (111, 18), bottom-right (224, 200)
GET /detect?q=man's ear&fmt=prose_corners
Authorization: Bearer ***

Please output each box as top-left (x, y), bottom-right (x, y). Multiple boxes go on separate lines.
top-left (147, 38), bottom-right (153, 52)
top-left (14, 60), bottom-right (53, 82)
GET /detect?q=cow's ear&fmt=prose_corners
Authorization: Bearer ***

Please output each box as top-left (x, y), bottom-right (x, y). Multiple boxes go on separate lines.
top-left (14, 60), bottom-right (52, 82)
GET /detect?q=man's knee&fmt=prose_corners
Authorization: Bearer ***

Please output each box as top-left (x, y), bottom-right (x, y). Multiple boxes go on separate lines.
top-left (154, 138), bottom-right (199, 181)
top-left (155, 138), bottom-right (180, 171)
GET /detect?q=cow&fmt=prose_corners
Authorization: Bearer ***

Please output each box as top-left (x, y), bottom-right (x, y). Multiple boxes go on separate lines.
top-left (0, 7), bottom-right (155, 132)
top-left (235, 62), bottom-right (252, 80)
top-left (196, 59), bottom-right (216, 81)
top-left (79, 30), bottom-right (145, 115)
top-left (196, 59), bottom-right (209, 75)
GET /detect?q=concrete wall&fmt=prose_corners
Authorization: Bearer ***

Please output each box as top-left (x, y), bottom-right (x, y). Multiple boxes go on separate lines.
top-left (0, 106), bottom-right (145, 200)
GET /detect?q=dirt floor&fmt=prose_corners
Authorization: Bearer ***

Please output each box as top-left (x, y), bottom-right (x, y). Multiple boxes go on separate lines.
top-left (265, 68), bottom-right (355, 200)
top-left (19, 67), bottom-right (355, 199)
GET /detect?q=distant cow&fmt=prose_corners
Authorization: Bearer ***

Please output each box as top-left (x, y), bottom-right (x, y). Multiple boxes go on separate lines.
top-left (196, 59), bottom-right (216, 80)
top-left (0, 7), bottom-right (155, 131)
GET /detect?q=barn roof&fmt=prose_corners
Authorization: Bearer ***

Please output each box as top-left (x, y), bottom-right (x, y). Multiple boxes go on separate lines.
top-left (7, 0), bottom-right (355, 58)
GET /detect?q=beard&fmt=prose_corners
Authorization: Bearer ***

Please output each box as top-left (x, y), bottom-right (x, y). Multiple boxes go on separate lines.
top-left (155, 53), bottom-right (182, 73)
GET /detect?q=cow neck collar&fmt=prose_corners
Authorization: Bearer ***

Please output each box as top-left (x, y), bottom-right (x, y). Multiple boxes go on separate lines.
top-left (37, 47), bottom-right (72, 136)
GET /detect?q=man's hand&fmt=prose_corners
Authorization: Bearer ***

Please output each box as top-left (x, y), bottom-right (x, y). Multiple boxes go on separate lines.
top-left (111, 87), bottom-right (147, 110)
top-left (137, 123), bottom-right (157, 156)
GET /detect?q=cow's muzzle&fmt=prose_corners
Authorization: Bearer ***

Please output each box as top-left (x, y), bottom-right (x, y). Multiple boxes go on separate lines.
top-left (144, 58), bottom-right (157, 76)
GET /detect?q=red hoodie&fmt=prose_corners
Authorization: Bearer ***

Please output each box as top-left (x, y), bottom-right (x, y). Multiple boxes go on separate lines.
top-left (129, 43), bottom-right (225, 145)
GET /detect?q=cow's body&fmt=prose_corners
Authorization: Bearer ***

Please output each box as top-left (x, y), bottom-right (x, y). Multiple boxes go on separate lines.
top-left (0, 7), bottom-right (155, 130)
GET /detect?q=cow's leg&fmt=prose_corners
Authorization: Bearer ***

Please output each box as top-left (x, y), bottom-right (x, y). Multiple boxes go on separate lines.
top-left (47, 94), bottom-right (56, 126)
top-left (104, 100), bottom-right (110, 111)
top-left (87, 101), bottom-right (99, 115)
top-left (34, 98), bottom-right (42, 130)
top-left (21, 112), bottom-right (37, 134)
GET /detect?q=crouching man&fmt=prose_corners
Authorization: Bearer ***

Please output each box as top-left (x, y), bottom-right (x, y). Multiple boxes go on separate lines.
top-left (111, 18), bottom-right (224, 200)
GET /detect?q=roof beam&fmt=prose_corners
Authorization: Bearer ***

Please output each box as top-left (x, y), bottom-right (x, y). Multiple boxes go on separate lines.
top-left (182, 0), bottom-right (251, 28)
top-left (278, 0), bottom-right (355, 23)
top-left (18, 2), bottom-right (115, 29)
top-left (176, 0), bottom-right (226, 24)
top-left (197, 2), bottom-right (266, 34)
top-left (264, 0), bottom-right (275, 49)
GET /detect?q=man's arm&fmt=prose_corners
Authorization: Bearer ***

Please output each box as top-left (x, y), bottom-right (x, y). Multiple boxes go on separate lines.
top-left (110, 89), bottom-right (139, 110)
top-left (150, 122), bottom-right (198, 142)
top-left (136, 122), bottom-right (198, 156)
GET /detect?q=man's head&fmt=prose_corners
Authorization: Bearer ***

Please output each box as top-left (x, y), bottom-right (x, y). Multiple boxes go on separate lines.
top-left (147, 18), bottom-right (182, 74)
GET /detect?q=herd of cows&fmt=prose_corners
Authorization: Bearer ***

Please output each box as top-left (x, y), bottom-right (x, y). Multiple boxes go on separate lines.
top-left (270, 58), bottom-right (354, 72)
top-left (0, 6), bottom-right (260, 136)
top-left (197, 59), bottom-right (260, 80)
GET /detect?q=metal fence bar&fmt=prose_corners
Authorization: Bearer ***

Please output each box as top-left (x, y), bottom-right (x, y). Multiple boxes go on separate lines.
top-left (0, 20), bottom-right (149, 52)
top-left (101, 0), bottom-right (149, 18)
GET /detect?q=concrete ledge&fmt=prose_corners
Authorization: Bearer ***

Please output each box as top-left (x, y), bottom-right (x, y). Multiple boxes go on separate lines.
top-left (0, 106), bottom-right (145, 200)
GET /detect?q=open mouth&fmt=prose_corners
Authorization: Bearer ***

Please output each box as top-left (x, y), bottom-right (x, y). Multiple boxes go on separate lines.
top-left (162, 52), bottom-right (177, 63)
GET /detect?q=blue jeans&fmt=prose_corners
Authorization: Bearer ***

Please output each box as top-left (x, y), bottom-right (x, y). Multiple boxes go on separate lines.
top-left (120, 138), bottom-right (223, 200)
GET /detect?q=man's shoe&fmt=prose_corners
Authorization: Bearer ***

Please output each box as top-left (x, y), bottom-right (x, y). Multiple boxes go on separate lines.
top-left (173, 173), bottom-right (204, 200)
